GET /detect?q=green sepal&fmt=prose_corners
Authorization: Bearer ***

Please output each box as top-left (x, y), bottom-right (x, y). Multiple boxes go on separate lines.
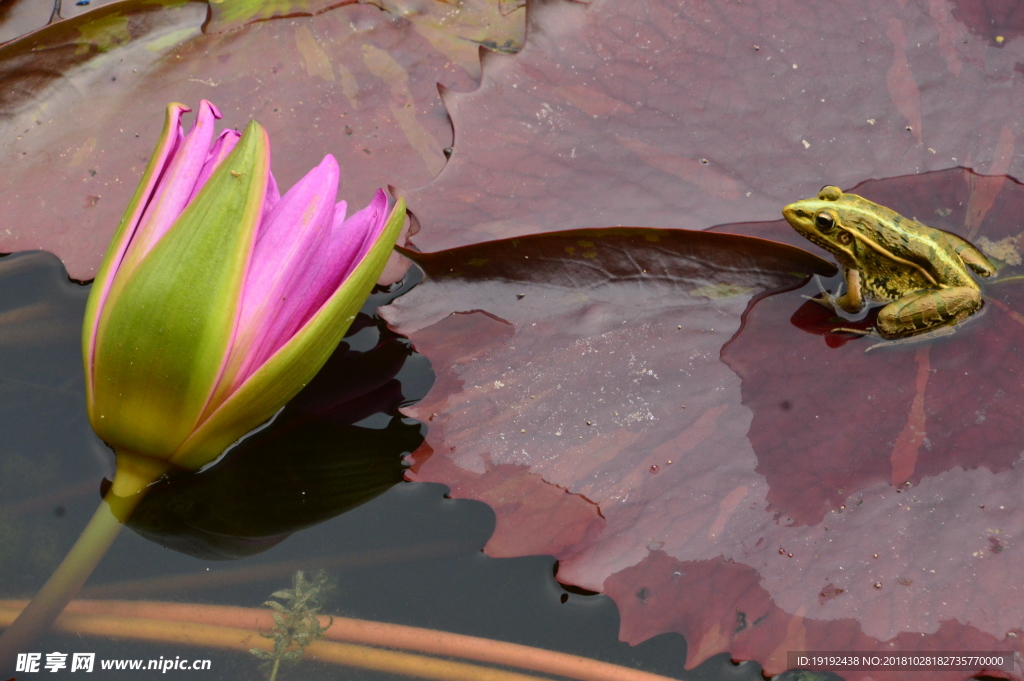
top-left (169, 198), bottom-right (407, 470)
top-left (90, 122), bottom-right (269, 460)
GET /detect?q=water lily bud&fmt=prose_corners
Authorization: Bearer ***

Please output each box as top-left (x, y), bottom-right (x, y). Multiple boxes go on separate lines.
top-left (83, 101), bottom-right (406, 497)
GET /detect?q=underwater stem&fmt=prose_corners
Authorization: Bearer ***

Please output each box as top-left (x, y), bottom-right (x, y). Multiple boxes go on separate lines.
top-left (0, 607), bottom-right (549, 681)
top-left (0, 600), bottom-right (678, 681)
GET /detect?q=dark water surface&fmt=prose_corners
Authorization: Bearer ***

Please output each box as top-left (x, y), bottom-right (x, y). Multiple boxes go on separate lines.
top-left (0, 251), bottom-right (798, 681)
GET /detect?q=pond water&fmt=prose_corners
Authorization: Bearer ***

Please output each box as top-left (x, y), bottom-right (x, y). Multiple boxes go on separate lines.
top-left (0, 250), bottom-right (791, 681)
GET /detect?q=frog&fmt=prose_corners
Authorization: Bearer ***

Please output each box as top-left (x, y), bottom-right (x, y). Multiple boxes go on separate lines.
top-left (782, 185), bottom-right (996, 340)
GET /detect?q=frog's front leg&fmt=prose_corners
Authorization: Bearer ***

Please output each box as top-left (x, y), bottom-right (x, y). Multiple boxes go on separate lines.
top-left (813, 268), bottom-right (865, 313)
top-left (876, 286), bottom-right (982, 339)
top-left (833, 268), bottom-right (865, 313)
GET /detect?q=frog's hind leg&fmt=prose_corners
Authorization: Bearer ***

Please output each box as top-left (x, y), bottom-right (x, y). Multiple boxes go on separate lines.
top-left (940, 233), bottom-right (997, 277)
top-left (876, 286), bottom-right (982, 339)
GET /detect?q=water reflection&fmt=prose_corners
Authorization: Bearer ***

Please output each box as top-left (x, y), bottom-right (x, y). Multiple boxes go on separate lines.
top-left (0, 250), bottom-right (432, 562)
top-left (123, 273), bottom-right (433, 558)
top-left (0, 251), bottom-right (96, 596)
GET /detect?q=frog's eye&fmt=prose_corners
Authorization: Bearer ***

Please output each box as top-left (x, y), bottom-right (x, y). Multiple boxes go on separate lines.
top-left (814, 211), bottom-right (836, 231)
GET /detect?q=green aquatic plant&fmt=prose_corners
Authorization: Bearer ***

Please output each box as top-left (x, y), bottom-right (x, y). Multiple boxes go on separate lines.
top-left (250, 570), bottom-right (334, 681)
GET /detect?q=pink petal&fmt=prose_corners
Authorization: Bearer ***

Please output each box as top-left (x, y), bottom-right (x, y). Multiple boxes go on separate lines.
top-left (226, 190), bottom-right (389, 377)
top-left (121, 100), bottom-right (223, 270)
top-left (321, 189), bottom-right (390, 296)
top-left (289, 189), bottom-right (389, 329)
top-left (100, 102), bottom-right (187, 287)
top-left (187, 128), bottom-right (241, 203)
top-left (227, 154), bottom-right (341, 388)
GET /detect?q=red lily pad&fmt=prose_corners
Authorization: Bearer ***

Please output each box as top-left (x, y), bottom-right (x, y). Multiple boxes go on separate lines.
top-left (380, 227), bottom-right (837, 669)
top-left (0, 0), bottom-right (523, 280)
top-left (403, 0), bottom-right (1024, 254)
top-left (381, 171), bottom-right (1024, 679)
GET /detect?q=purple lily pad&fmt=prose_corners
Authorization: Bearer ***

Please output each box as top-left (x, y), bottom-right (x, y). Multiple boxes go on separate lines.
top-left (403, 0), bottom-right (1024, 255)
top-left (380, 227), bottom-right (846, 673)
top-left (0, 0), bottom-right (130, 46)
top-left (382, 166), bottom-right (1024, 678)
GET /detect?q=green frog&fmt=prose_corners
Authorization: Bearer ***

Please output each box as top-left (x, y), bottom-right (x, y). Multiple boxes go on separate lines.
top-left (783, 186), bottom-right (996, 339)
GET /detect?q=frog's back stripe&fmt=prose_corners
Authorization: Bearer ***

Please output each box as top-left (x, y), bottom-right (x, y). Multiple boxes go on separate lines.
top-left (839, 202), bottom-right (956, 288)
top-left (844, 229), bottom-right (939, 287)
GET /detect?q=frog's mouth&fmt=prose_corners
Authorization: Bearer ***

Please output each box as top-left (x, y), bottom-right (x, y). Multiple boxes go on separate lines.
top-left (782, 205), bottom-right (818, 240)
top-left (804, 234), bottom-right (831, 250)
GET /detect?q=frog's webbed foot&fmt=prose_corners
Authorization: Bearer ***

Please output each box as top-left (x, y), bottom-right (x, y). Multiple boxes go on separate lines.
top-left (863, 325), bottom-right (957, 353)
top-left (825, 324), bottom-right (956, 352)
top-left (831, 326), bottom-right (877, 337)
top-left (802, 275), bottom-right (841, 310)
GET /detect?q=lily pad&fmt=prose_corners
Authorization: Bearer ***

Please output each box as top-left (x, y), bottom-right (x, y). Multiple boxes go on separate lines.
top-left (724, 170), bottom-right (1024, 527)
top-left (0, 0), bottom-right (523, 280)
top-left (381, 195), bottom-right (1024, 679)
top-left (380, 227), bottom-right (834, 668)
top-left (0, 0), bottom-right (130, 46)
top-left (404, 0), bottom-right (1024, 254)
